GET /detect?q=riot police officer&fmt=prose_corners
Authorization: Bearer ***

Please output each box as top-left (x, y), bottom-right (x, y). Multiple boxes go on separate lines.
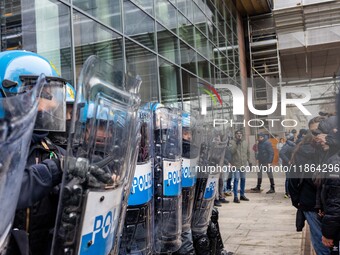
top-left (0, 52), bottom-right (46, 255)
top-left (0, 50), bottom-right (68, 255)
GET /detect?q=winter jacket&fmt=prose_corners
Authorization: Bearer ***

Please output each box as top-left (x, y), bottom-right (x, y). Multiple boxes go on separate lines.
top-left (256, 138), bottom-right (274, 164)
top-left (321, 152), bottom-right (340, 240)
top-left (13, 132), bottom-right (65, 255)
top-left (229, 139), bottom-right (250, 168)
top-left (279, 140), bottom-right (296, 166)
top-left (288, 143), bottom-right (318, 211)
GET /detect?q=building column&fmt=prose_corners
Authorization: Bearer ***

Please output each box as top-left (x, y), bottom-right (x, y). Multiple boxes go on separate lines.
top-left (237, 12), bottom-right (251, 143)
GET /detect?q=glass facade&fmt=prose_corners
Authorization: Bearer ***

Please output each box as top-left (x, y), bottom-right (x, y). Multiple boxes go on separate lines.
top-left (0, 0), bottom-right (240, 109)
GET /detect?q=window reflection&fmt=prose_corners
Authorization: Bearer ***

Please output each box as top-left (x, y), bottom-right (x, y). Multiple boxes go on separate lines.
top-left (177, 0), bottom-right (193, 23)
top-left (159, 57), bottom-right (182, 104)
top-left (73, 10), bottom-right (123, 74)
top-left (192, 2), bottom-right (206, 26)
top-left (22, 0), bottom-right (73, 82)
top-left (124, 0), bottom-right (155, 50)
top-left (156, 0), bottom-right (177, 32)
top-left (129, 0), bottom-right (153, 15)
top-left (182, 70), bottom-right (197, 106)
top-left (5, 0), bottom-right (241, 115)
top-left (73, 0), bottom-right (121, 31)
top-left (125, 39), bottom-right (158, 102)
top-left (157, 23), bottom-right (179, 64)
top-left (178, 12), bottom-right (195, 47)
top-left (197, 53), bottom-right (210, 80)
top-left (180, 40), bottom-right (196, 74)
top-left (195, 28), bottom-right (208, 59)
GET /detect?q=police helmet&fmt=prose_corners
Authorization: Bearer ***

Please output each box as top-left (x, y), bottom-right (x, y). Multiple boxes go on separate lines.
top-left (0, 50), bottom-right (67, 132)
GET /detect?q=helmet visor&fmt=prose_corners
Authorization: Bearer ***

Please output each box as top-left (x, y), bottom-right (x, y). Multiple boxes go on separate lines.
top-left (34, 79), bottom-right (66, 132)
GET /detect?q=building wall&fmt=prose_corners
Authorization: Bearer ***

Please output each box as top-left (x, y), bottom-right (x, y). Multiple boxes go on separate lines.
top-left (1, 0), bottom-right (241, 116)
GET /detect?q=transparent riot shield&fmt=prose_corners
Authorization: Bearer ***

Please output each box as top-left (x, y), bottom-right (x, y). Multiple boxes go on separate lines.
top-left (119, 105), bottom-right (153, 255)
top-left (152, 105), bottom-right (182, 253)
top-left (181, 112), bottom-right (201, 232)
top-left (52, 56), bottom-right (141, 255)
top-left (192, 124), bottom-right (227, 254)
top-left (0, 75), bottom-right (45, 253)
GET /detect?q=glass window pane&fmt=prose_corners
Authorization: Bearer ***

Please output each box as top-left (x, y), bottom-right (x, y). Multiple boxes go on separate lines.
top-left (73, 0), bottom-right (121, 31)
top-left (73, 11), bottom-right (124, 75)
top-left (214, 50), bottom-right (219, 67)
top-left (22, 0), bottom-right (73, 82)
top-left (208, 40), bottom-right (215, 61)
top-left (196, 22), bottom-right (207, 36)
top-left (207, 20), bottom-right (214, 43)
top-left (192, 3), bottom-right (205, 26)
top-left (180, 40), bottom-right (196, 75)
top-left (216, 0), bottom-right (225, 20)
top-left (205, 0), bottom-right (216, 24)
top-left (225, 6), bottom-right (232, 24)
top-left (157, 23), bottom-right (179, 64)
top-left (219, 52), bottom-right (227, 73)
top-left (195, 28), bottom-right (208, 59)
top-left (159, 57), bottom-right (182, 104)
top-left (182, 69), bottom-right (198, 106)
top-left (213, 24), bottom-right (219, 47)
top-left (194, 0), bottom-right (205, 13)
top-left (125, 39), bottom-right (158, 102)
top-left (226, 23), bottom-right (233, 47)
top-left (197, 53), bottom-right (210, 80)
top-left (130, 0), bottom-right (154, 15)
top-left (178, 0), bottom-right (193, 23)
top-left (210, 63), bottom-right (217, 83)
top-left (217, 12), bottom-right (225, 36)
top-left (218, 30), bottom-right (225, 48)
top-left (155, 0), bottom-right (177, 32)
top-left (178, 12), bottom-right (195, 47)
top-left (124, 0), bottom-right (155, 50)
top-left (227, 57), bottom-right (234, 77)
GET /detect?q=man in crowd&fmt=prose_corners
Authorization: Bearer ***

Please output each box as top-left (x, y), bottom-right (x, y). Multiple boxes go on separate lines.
top-left (229, 130), bottom-right (250, 203)
top-left (251, 133), bottom-right (275, 194)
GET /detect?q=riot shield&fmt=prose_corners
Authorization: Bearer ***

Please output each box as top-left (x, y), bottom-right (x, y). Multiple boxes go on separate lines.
top-left (192, 124), bottom-right (227, 254)
top-left (52, 56), bottom-right (141, 255)
top-left (119, 105), bottom-right (153, 255)
top-left (0, 75), bottom-right (45, 253)
top-left (152, 105), bottom-right (182, 253)
top-left (181, 111), bottom-right (200, 232)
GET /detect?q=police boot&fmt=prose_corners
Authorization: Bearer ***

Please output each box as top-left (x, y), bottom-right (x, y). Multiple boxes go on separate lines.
top-left (207, 221), bottom-right (218, 255)
top-left (193, 234), bottom-right (210, 255)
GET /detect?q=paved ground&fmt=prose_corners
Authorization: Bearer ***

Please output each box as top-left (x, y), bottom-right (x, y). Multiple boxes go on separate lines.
top-left (218, 172), bottom-right (304, 255)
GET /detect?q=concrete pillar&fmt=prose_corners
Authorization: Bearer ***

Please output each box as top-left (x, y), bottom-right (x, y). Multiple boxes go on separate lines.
top-left (237, 12), bottom-right (251, 143)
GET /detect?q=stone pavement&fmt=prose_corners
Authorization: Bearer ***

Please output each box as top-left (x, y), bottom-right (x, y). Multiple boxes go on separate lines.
top-left (218, 172), bottom-right (304, 255)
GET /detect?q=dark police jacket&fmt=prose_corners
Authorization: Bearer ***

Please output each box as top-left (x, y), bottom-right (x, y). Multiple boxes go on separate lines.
top-left (11, 132), bottom-right (65, 255)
